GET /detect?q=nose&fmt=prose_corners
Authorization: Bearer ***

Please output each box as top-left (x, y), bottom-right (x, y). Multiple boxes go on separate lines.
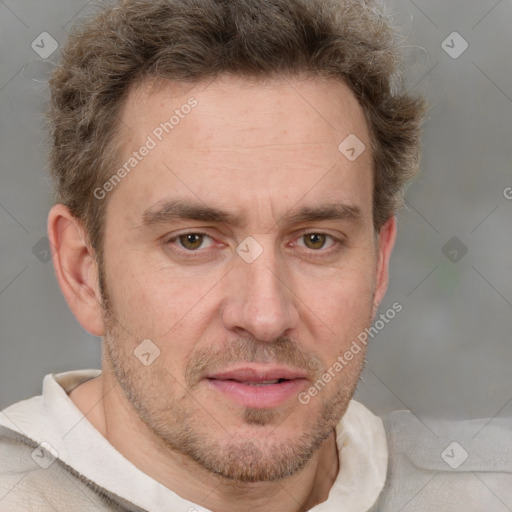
top-left (221, 246), bottom-right (300, 343)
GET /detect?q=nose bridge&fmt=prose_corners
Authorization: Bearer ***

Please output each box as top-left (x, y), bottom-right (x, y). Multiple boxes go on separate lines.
top-left (222, 238), bottom-right (299, 342)
top-left (244, 249), bottom-right (284, 302)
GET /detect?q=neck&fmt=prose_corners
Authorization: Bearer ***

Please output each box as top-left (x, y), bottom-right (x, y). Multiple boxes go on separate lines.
top-left (69, 372), bottom-right (340, 512)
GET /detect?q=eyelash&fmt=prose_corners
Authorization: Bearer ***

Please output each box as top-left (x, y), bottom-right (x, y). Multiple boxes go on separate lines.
top-left (165, 230), bottom-right (344, 259)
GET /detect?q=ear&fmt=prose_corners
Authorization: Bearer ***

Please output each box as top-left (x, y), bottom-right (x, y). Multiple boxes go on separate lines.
top-left (372, 216), bottom-right (397, 317)
top-left (47, 204), bottom-right (105, 337)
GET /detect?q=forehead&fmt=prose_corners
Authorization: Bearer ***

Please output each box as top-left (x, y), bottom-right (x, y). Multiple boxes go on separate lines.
top-left (109, 75), bottom-right (373, 227)
top-left (122, 75), bottom-right (369, 148)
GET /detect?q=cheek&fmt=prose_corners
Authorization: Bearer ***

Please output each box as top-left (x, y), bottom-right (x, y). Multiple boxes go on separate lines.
top-left (103, 255), bottom-right (218, 371)
top-left (104, 250), bottom-right (196, 328)
top-left (308, 264), bottom-right (376, 352)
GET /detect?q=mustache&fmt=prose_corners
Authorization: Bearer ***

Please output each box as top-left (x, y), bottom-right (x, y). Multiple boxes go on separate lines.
top-left (185, 336), bottom-right (324, 387)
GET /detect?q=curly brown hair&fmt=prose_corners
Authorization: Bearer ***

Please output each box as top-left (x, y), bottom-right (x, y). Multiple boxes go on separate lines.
top-left (47, 0), bottom-right (426, 255)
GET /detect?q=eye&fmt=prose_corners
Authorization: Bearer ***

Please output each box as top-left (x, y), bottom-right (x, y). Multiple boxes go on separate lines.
top-left (296, 232), bottom-right (337, 251)
top-left (170, 232), bottom-right (214, 251)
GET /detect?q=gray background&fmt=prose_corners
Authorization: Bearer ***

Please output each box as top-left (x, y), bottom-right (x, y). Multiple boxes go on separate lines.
top-left (1, 0), bottom-right (511, 428)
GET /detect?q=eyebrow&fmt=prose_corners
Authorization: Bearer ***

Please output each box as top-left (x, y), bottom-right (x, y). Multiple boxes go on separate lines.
top-left (140, 198), bottom-right (362, 229)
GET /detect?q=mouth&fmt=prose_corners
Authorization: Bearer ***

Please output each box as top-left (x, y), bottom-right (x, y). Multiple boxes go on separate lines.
top-left (205, 366), bottom-right (309, 409)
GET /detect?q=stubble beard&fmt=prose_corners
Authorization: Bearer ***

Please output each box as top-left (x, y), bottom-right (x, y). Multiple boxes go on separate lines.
top-left (98, 263), bottom-right (367, 483)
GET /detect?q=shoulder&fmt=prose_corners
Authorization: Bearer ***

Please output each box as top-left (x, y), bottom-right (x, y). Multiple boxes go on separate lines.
top-left (0, 427), bottom-right (69, 511)
top-left (376, 410), bottom-right (512, 511)
top-left (0, 426), bottom-right (138, 511)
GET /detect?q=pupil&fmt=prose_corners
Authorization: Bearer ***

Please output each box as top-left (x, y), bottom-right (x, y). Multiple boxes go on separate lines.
top-left (306, 233), bottom-right (325, 249)
top-left (182, 233), bottom-right (202, 249)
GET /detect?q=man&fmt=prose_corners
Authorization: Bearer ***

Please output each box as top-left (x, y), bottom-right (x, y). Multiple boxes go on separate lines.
top-left (3, 0), bottom-right (507, 510)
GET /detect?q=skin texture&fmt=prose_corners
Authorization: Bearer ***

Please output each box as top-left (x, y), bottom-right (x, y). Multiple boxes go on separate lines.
top-left (49, 75), bottom-right (396, 512)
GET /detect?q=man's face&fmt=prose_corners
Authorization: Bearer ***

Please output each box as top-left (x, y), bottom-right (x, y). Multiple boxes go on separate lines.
top-left (98, 75), bottom-right (384, 482)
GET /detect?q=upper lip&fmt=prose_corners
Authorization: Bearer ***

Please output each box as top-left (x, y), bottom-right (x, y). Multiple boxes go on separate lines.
top-left (205, 365), bottom-right (308, 382)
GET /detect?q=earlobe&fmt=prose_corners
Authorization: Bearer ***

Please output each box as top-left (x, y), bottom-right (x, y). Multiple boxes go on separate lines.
top-left (372, 216), bottom-right (397, 313)
top-left (47, 204), bottom-right (105, 337)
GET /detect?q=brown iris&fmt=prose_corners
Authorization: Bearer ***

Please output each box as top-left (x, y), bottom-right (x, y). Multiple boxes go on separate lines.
top-left (179, 233), bottom-right (205, 250)
top-left (303, 233), bottom-right (327, 250)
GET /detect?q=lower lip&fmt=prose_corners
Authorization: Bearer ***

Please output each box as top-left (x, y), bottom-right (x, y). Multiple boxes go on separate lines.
top-left (207, 378), bottom-right (308, 409)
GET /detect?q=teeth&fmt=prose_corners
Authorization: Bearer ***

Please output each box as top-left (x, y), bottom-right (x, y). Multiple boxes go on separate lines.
top-left (244, 380), bottom-right (279, 386)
